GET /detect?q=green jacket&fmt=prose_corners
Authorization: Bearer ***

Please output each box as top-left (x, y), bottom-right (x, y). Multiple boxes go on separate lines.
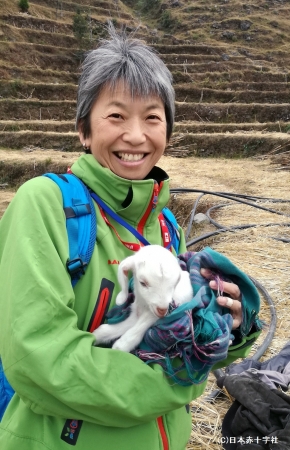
top-left (0, 155), bottom-right (260, 450)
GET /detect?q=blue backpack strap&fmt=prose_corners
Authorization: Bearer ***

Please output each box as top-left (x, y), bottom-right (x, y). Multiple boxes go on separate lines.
top-left (0, 173), bottom-right (97, 422)
top-left (0, 358), bottom-right (15, 421)
top-left (162, 207), bottom-right (180, 254)
top-left (43, 173), bottom-right (97, 287)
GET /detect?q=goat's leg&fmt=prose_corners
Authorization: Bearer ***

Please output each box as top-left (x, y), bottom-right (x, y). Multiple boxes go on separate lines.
top-left (115, 255), bottom-right (135, 305)
top-left (112, 312), bottom-right (157, 352)
top-left (93, 311), bottom-right (137, 345)
top-left (173, 270), bottom-right (193, 305)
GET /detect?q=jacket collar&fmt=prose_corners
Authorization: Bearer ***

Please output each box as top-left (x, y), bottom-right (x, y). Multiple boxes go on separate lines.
top-left (71, 155), bottom-right (170, 225)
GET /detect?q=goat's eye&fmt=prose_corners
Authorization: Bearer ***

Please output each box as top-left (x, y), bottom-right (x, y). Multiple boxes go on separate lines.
top-left (140, 281), bottom-right (148, 287)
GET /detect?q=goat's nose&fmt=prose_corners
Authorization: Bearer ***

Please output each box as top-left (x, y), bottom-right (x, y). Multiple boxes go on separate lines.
top-left (156, 307), bottom-right (168, 317)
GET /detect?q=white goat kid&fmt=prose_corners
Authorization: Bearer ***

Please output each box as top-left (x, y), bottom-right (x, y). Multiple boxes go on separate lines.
top-left (93, 245), bottom-right (193, 352)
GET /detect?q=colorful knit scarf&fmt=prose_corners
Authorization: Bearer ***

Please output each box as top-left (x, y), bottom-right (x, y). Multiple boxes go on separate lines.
top-left (106, 247), bottom-right (261, 386)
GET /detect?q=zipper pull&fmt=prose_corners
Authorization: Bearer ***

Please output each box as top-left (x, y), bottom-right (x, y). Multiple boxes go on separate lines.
top-left (152, 181), bottom-right (159, 210)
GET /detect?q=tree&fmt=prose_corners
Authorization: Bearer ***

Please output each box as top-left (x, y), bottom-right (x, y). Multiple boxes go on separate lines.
top-left (72, 9), bottom-right (88, 43)
top-left (18, 0), bottom-right (29, 12)
top-left (137, 0), bottom-right (161, 15)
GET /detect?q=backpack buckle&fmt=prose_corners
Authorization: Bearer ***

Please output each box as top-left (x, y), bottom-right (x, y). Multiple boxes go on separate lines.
top-left (66, 258), bottom-right (87, 277)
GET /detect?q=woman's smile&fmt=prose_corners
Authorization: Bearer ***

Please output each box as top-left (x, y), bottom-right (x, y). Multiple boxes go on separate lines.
top-left (116, 152), bottom-right (145, 162)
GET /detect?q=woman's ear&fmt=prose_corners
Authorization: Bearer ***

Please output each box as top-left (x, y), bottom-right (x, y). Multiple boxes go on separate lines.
top-left (77, 120), bottom-right (91, 148)
top-left (77, 121), bottom-right (84, 143)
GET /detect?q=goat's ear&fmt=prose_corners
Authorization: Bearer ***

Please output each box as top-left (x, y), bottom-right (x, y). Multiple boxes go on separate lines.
top-left (173, 270), bottom-right (193, 305)
top-left (119, 255), bottom-right (136, 274)
top-left (116, 256), bottom-right (136, 305)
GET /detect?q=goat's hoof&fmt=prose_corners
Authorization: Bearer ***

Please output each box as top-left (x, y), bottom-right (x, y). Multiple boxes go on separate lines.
top-left (115, 292), bottom-right (128, 306)
top-left (112, 339), bottom-right (130, 352)
top-left (92, 324), bottom-right (109, 344)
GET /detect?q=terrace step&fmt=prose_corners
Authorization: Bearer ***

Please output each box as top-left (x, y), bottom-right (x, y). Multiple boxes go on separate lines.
top-left (0, 130), bottom-right (79, 151)
top-left (2, 80), bottom-right (289, 104)
top-left (0, 148), bottom-right (80, 189)
top-left (2, 14), bottom-right (75, 35)
top-left (175, 102), bottom-right (290, 123)
top-left (160, 53), bottom-right (247, 64)
top-left (30, 0), bottom-right (123, 12)
top-left (166, 61), bottom-right (285, 73)
top-left (0, 99), bottom-right (76, 121)
top-left (187, 81), bottom-right (290, 92)
top-left (174, 86), bottom-right (290, 104)
top-left (2, 120), bottom-right (288, 135)
top-left (2, 98), bottom-right (290, 123)
top-left (0, 42), bottom-right (80, 72)
top-left (0, 120), bottom-right (75, 133)
top-left (0, 81), bottom-right (77, 101)
top-left (0, 62), bottom-right (78, 83)
top-left (1, 23), bottom-right (77, 48)
top-left (168, 132), bottom-right (290, 157)
top-left (171, 70), bottom-right (290, 85)
top-left (173, 121), bottom-right (290, 134)
top-left (6, 2), bottom-right (133, 21)
top-left (153, 44), bottom-right (288, 62)
top-left (1, 130), bottom-right (289, 159)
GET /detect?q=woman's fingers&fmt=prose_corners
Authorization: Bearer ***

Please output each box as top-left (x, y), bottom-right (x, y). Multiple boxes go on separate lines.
top-left (200, 268), bottom-right (242, 329)
top-left (200, 268), bottom-right (241, 300)
top-left (216, 296), bottom-right (242, 329)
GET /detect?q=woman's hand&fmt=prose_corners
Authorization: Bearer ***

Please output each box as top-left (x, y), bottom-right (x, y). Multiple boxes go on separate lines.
top-left (200, 268), bottom-right (242, 329)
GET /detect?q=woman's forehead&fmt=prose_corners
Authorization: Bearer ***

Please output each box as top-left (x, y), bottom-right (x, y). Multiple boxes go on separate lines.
top-left (98, 80), bottom-right (164, 107)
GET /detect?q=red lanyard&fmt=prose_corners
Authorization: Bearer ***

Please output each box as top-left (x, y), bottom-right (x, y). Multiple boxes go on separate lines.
top-left (98, 206), bottom-right (141, 251)
top-left (68, 166), bottom-right (173, 252)
top-left (98, 206), bottom-right (172, 252)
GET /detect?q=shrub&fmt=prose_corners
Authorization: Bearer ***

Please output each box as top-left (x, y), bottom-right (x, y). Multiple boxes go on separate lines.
top-left (72, 9), bottom-right (88, 43)
top-left (137, 0), bottom-right (161, 16)
top-left (159, 10), bottom-right (178, 31)
top-left (18, 0), bottom-right (29, 12)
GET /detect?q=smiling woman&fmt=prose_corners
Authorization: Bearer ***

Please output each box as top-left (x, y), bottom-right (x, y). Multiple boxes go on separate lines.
top-left (76, 24), bottom-right (175, 180)
top-left (0, 22), bottom-right (260, 450)
top-left (76, 24), bottom-right (175, 146)
top-left (79, 84), bottom-right (167, 179)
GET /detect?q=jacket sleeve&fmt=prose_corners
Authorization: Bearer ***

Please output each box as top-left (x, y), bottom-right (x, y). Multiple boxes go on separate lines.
top-left (0, 177), bottom-right (206, 428)
top-left (177, 225), bottom-right (187, 254)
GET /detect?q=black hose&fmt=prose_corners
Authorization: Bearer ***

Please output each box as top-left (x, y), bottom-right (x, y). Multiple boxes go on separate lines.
top-left (170, 188), bottom-right (290, 204)
top-left (185, 193), bottom-right (205, 240)
top-left (170, 187), bottom-right (284, 402)
top-left (205, 276), bottom-right (277, 402)
top-left (247, 276), bottom-right (277, 361)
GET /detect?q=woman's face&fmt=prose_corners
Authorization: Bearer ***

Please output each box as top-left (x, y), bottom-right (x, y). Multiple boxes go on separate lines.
top-left (79, 83), bottom-right (167, 180)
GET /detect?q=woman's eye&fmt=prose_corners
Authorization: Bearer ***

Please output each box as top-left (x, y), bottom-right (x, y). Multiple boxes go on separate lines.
top-left (147, 114), bottom-right (160, 120)
top-left (109, 113), bottom-right (123, 119)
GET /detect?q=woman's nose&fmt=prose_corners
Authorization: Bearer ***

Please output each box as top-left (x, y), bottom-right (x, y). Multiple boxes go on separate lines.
top-left (122, 120), bottom-right (146, 146)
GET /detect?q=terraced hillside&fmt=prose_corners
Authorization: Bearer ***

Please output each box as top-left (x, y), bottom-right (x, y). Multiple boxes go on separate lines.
top-left (1, 0), bottom-right (290, 181)
top-left (1, 2), bottom-right (290, 449)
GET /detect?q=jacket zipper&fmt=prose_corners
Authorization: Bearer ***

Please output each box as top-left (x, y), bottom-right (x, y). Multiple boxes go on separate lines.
top-left (137, 181), bottom-right (159, 237)
top-left (157, 416), bottom-right (169, 450)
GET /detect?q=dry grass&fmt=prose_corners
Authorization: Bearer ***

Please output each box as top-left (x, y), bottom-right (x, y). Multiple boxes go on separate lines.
top-left (0, 154), bottom-right (289, 450)
top-left (158, 156), bottom-right (290, 449)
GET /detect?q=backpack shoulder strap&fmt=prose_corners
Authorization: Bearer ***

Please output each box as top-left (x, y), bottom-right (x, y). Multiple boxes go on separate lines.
top-left (162, 207), bottom-right (180, 254)
top-left (43, 173), bottom-right (97, 287)
top-left (0, 174), bottom-right (98, 422)
top-left (0, 358), bottom-right (15, 421)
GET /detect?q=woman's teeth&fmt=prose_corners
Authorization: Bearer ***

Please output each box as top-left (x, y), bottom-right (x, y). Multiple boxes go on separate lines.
top-left (117, 153), bottom-right (144, 162)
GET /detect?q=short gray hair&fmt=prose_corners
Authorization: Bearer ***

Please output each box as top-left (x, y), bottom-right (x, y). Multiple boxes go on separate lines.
top-left (76, 25), bottom-right (175, 141)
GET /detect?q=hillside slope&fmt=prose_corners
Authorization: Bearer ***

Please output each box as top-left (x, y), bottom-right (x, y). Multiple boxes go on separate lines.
top-left (0, 0), bottom-right (290, 188)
